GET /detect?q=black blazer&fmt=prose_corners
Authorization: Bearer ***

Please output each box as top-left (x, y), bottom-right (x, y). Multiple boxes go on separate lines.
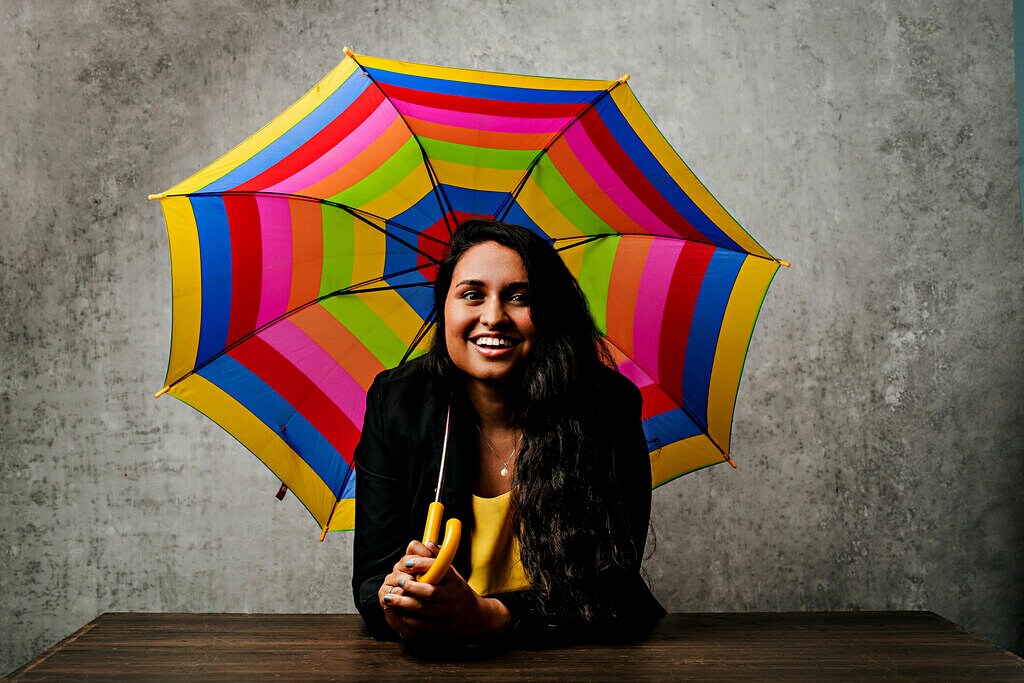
top-left (351, 357), bottom-right (664, 642)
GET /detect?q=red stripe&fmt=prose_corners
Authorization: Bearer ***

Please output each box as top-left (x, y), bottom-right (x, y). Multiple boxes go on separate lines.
top-left (379, 82), bottom-right (584, 119)
top-left (578, 108), bottom-right (704, 243)
top-left (230, 336), bottom-right (361, 460)
top-left (640, 384), bottom-right (679, 420)
top-left (224, 195), bottom-right (262, 346)
top-left (234, 86), bottom-right (386, 193)
top-left (415, 217), bottom-right (452, 283)
top-left (656, 241), bottom-right (715, 404)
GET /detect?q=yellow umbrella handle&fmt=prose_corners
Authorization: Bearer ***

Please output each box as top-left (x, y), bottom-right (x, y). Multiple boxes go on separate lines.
top-left (417, 501), bottom-right (461, 584)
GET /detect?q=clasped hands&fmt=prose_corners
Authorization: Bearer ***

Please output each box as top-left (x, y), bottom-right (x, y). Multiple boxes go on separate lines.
top-left (377, 540), bottom-right (511, 643)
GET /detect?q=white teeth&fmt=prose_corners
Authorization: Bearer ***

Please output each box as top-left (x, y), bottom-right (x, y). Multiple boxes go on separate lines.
top-left (473, 337), bottom-right (513, 348)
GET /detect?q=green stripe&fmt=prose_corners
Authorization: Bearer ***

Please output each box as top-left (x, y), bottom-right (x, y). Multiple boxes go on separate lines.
top-left (420, 138), bottom-right (537, 170)
top-left (329, 138), bottom-right (425, 208)
top-left (576, 236), bottom-right (618, 335)
top-left (320, 206), bottom-right (354, 295)
top-left (532, 156), bottom-right (615, 235)
top-left (320, 294), bottom-right (411, 367)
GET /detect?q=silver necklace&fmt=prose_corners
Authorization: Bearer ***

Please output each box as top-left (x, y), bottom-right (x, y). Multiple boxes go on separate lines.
top-left (476, 425), bottom-right (522, 477)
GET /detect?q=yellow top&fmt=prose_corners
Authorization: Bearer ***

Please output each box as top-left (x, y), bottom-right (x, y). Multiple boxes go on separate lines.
top-left (467, 491), bottom-right (531, 596)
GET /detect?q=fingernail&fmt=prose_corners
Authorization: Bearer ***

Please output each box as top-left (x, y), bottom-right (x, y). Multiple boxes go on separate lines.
top-left (398, 578), bottom-right (405, 588)
top-left (405, 560), bottom-right (414, 568)
top-left (383, 594), bottom-right (393, 604)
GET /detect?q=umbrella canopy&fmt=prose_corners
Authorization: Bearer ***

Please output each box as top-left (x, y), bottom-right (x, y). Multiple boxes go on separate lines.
top-left (151, 50), bottom-right (784, 537)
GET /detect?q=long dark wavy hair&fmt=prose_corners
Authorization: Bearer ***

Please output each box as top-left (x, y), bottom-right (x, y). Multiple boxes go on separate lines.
top-left (426, 219), bottom-right (645, 626)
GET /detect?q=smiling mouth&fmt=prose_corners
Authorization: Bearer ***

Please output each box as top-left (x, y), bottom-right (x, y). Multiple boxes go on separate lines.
top-left (471, 336), bottom-right (519, 349)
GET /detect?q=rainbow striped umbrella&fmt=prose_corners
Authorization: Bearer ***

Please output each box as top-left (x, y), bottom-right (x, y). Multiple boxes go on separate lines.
top-left (151, 50), bottom-right (784, 538)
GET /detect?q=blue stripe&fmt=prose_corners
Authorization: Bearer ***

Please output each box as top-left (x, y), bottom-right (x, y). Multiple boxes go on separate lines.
top-left (642, 408), bottom-right (702, 450)
top-left (340, 468), bottom-right (356, 500)
top-left (500, 201), bottom-right (544, 237)
top-left (441, 184), bottom-right (508, 218)
top-left (389, 189), bottom-right (447, 234)
top-left (199, 355), bottom-right (350, 496)
top-left (201, 71), bottom-right (371, 192)
top-left (365, 67), bottom-right (603, 104)
top-left (594, 97), bottom-right (742, 252)
top-left (192, 195), bottom-right (232, 367)
top-left (682, 250), bottom-right (745, 430)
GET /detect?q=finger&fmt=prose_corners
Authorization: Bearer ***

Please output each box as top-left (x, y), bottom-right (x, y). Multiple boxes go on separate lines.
top-left (397, 554), bottom-right (435, 576)
top-left (382, 589), bottom-right (436, 613)
top-left (405, 540), bottom-right (438, 558)
top-left (393, 576), bottom-right (438, 601)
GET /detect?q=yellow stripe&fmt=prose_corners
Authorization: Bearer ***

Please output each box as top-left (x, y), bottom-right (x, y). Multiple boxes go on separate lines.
top-left (706, 257), bottom-right (779, 450)
top-left (352, 163), bottom-right (436, 219)
top-left (559, 242), bottom-right (585, 280)
top-left (164, 59), bottom-right (359, 196)
top-left (162, 196), bottom-right (202, 385)
top-left (356, 53), bottom-right (610, 92)
top-left (350, 215), bottom-right (387, 287)
top-left (170, 374), bottom-right (338, 528)
top-left (610, 87), bottom-right (774, 260)
top-left (516, 177), bottom-right (589, 240)
top-left (327, 498), bottom-right (356, 532)
top-left (430, 159), bottom-right (522, 193)
top-left (650, 434), bottom-right (726, 486)
top-left (356, 288), bottom-right (429, 351)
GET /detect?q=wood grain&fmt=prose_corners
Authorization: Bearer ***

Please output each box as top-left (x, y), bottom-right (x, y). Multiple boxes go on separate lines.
top-left (9, 612), bottom-right (1024, 681)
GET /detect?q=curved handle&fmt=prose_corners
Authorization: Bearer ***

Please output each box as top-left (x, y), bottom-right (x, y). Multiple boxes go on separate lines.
top-left (418, 513), bottom-right (462, 585)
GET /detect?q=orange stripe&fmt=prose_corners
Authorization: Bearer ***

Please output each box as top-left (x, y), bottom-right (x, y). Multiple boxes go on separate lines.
top-left (290, 303), bottom-right (386, 391)
top-left (406, 116), bottom-right (550, 150)
top-left (301, 116), bottom-right (412, 199)
top-left (547, 138), bottom-right (650, 235)
top-left (605, 237), bottom-right (651, 360)
top-left (287, 199), bottom-right (324, 311)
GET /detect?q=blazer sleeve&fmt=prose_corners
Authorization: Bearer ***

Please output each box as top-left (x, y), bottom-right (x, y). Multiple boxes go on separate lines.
top-left (351, 377), bottom-right (405, 641)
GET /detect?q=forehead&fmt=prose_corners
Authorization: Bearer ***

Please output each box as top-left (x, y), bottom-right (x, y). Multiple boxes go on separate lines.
top-left (451, 242), bottom-right (528, 283)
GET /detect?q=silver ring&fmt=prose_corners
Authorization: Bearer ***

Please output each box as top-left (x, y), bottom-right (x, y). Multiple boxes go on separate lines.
top-left (387, 585), bottom-right (394, 594)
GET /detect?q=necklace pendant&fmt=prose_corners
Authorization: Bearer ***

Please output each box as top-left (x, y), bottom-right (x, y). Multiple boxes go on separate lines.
top-left (500, 466), bottom-right (509, 477)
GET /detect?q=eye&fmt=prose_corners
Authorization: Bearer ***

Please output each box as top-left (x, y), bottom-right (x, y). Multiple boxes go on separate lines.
top-left (458, 289), bottom-right (484, 301)
top-left (508, 291), bottom-right (530, 304)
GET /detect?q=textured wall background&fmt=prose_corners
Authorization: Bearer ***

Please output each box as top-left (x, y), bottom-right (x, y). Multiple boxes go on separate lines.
top-left (2, 0), bottom-right (1022, 674)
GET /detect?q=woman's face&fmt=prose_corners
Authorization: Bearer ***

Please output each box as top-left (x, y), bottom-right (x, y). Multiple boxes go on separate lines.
top-left (444, 241), bottom-right (536, 387)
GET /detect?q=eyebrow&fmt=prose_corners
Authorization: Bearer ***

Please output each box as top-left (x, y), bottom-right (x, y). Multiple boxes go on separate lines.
top-left (454, 279), bottom-right (529, 289)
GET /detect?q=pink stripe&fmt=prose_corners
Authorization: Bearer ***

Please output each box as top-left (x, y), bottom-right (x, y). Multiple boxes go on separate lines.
top-left (632, 240), bottom-right (684, 381)
top-left (259, 320), bottom-right (367, 429)
top-left (563, 123), bottom-right (676, 236)
top-left (265, 102), bottom-right (399, 195)
top-left (616, 359), bottom-right (654, 388)
top-left (255, 197), bottom-right (293, 328)
top-left (391, 98), bottom-right (571, 134)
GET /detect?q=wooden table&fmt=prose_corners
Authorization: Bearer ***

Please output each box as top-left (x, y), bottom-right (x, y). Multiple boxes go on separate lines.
top-left (9, 612), bottom-right (1024, 680)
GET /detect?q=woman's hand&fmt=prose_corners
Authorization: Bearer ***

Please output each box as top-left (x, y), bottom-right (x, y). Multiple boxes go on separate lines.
top-left (377, 540), bottom-right (511, 643)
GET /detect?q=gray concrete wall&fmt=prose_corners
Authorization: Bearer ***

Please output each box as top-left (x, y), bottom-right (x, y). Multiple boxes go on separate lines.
top-left (2, 0), bottom-right (1022, 674)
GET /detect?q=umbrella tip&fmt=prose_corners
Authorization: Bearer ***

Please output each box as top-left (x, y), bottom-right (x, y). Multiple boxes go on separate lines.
top-left (343, 46), bottom-right (355, 58)
top-left (778, 259), bottom-right (791, 268)
top-left (618, 73), bottom-right (631, 84)
top-left (147, 193), bottom-right (166, 201)
top-left (154, 386), bottom-right (170, 399)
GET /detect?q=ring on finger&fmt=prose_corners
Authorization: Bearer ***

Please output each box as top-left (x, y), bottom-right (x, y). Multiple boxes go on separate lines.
top-left (387, 586), bottom-right (395, 594)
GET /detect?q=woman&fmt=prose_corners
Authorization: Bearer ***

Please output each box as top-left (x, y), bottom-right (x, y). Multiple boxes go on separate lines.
top-left (352, 220), bottom-right (664, 644)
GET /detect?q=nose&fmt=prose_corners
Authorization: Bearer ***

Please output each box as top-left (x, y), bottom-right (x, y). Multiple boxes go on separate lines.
top-left (479, 295), bottom-right (508, 327)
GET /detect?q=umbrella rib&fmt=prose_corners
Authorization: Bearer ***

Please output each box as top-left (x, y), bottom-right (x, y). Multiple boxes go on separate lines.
top-left (180, 190), bottom-right (448, 264)
top-left (160, 262), bottom-right (437, 394)
top-left (600, 337), bottom-right (731, 461)
top-left (494, 78), bottom-right (628, 222)
top-left (346, 52), bottom-right (455, 237)
top-left (400, 306), bottom-right (437, 365)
